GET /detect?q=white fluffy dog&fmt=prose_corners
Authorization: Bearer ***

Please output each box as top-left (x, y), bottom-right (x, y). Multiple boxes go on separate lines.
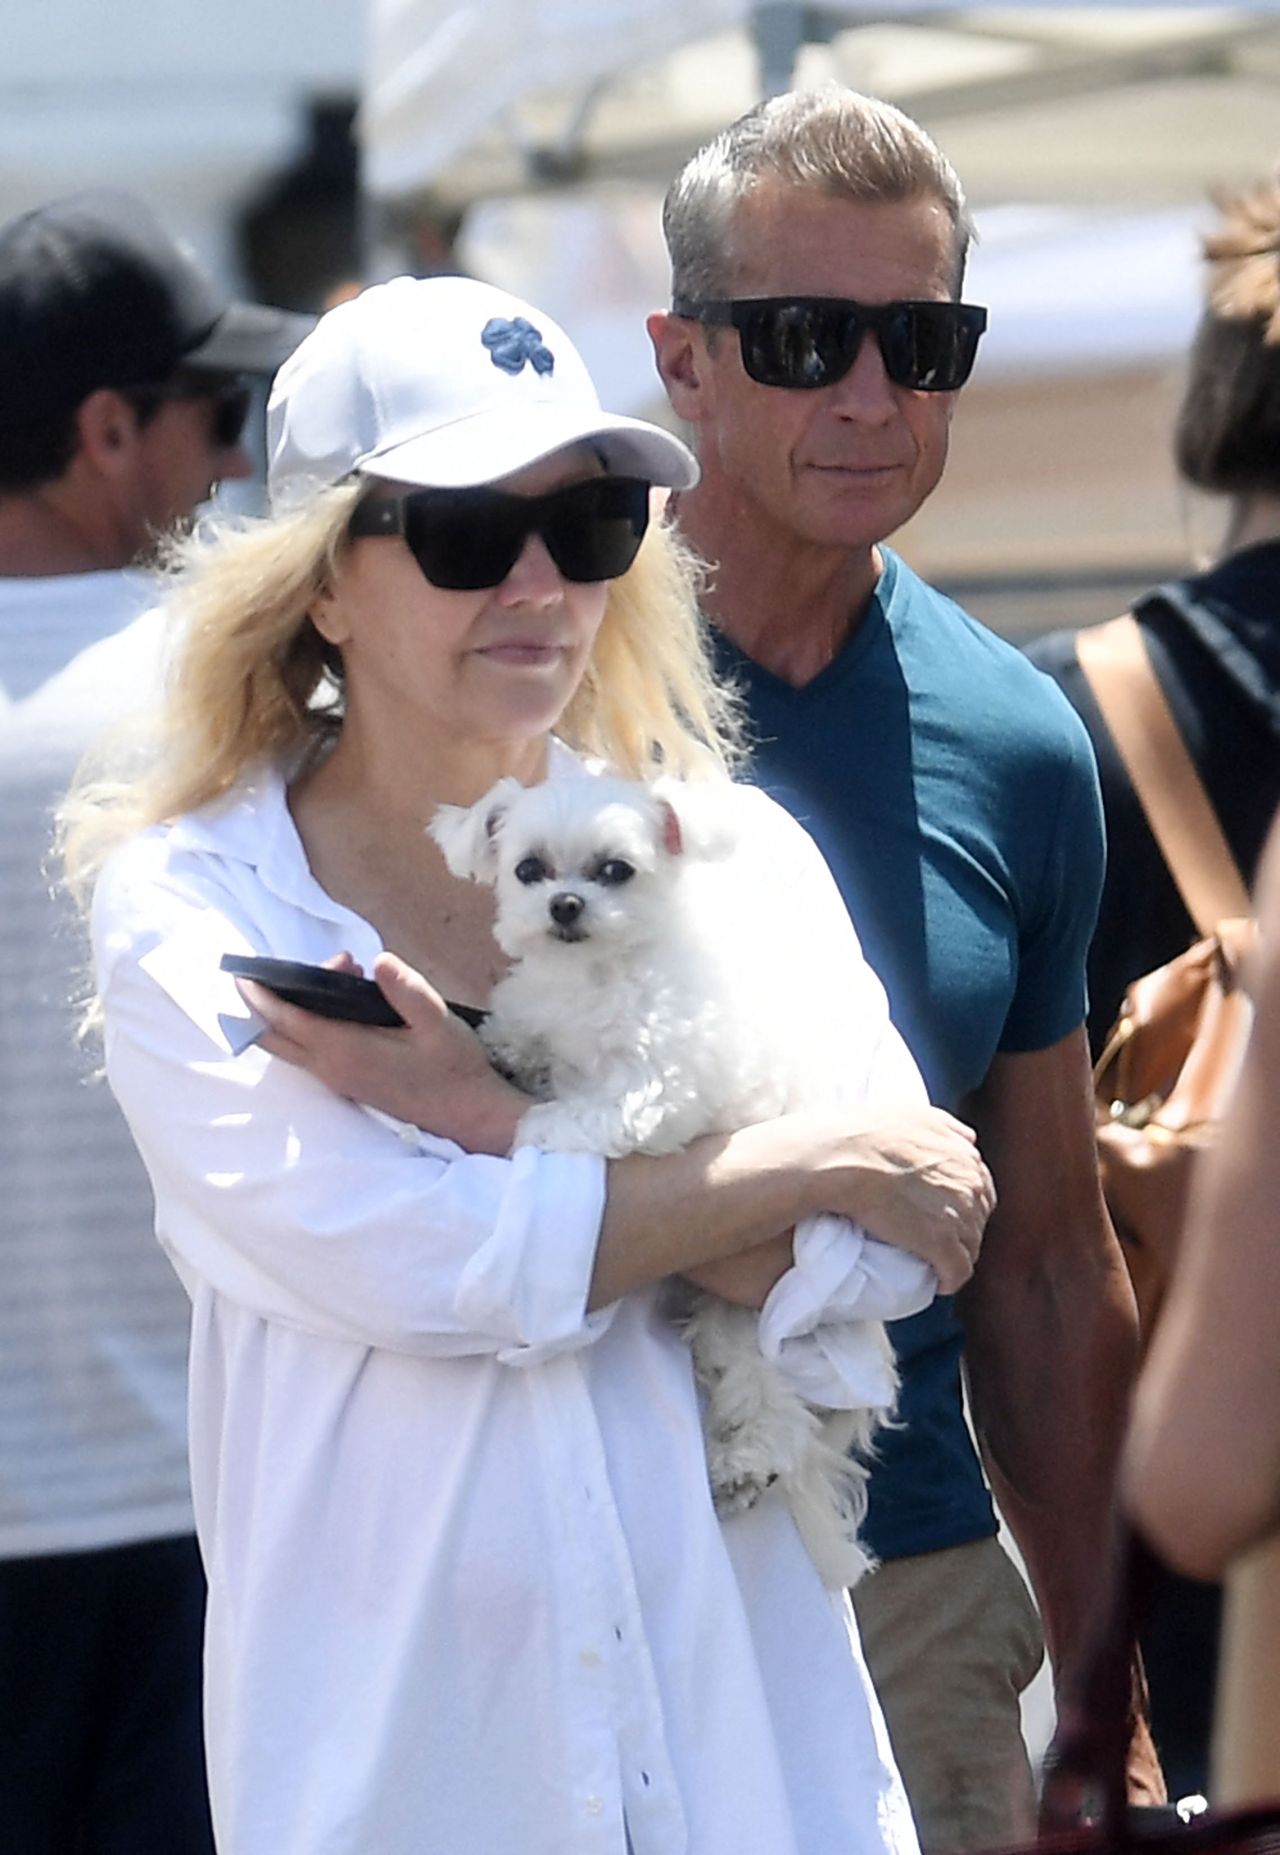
top-left (431, 772), bottom-right (900, 1588)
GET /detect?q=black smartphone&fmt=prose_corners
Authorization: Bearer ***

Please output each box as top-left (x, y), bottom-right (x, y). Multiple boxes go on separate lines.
top-left (220, 954), bottom-right (489, 1033)
top-left (221, 955), bottom-right (406, 1026)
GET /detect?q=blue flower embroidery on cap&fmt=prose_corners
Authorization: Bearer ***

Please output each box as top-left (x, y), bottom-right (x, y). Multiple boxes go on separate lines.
top-left (482, 316), bottom-right (555, 377)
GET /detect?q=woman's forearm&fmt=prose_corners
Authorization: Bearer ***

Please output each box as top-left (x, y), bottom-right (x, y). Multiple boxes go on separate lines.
top-left (589, 1103), bottom-right (995, 1309)
top-left (237, 965), bottom-right (993, 1307)
top-left (589, 1116), bottom-right (822, 1309)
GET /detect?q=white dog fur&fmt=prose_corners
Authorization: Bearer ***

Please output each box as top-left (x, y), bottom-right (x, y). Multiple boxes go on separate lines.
top-left (431, 772), bottom-right (898, 1588)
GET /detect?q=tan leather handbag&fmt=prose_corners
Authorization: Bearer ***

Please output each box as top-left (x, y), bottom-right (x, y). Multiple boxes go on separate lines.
top-left (1076, 616), bottom-right (1256, 1347)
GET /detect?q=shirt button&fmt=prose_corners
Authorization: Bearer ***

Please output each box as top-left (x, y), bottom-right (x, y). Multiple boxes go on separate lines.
top-left (585, 1795), bottom-right (605, 1816)
top-left (579, 1648), bottom-right (601, 1667)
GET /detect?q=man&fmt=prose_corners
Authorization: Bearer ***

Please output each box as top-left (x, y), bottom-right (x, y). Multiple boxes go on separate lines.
top-left (0, 189), bottom-right (309, 1852)
top-left (648, 89), bottom-right (1162, 1850)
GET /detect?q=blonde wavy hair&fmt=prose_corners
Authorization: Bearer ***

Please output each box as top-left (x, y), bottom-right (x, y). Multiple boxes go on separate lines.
top-left (61, 480), bottom-right (743, 901)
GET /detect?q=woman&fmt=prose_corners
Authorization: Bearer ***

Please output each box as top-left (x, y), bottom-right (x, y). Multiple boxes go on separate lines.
top-left (1027, 171), bottom-right (1280, 1052)
top-left (1125, 812), bottom-right (1280, 1577)
top-left (1026, 171), bottom-right (1280, 1798)
top-left (1125, 815), bottom-right (1280, 1805)
top-left (65, 276), bottom-right (993, 1855)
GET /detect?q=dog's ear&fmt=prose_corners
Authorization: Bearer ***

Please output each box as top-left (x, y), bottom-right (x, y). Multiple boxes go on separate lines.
top-left (428, 777), bottom-right (522, 883)
top-left (650, 776), bottom-right (737, 862)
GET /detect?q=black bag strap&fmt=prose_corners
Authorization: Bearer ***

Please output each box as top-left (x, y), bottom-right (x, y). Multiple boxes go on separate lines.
top-left (1075, 615), bottom-right (1250, 935)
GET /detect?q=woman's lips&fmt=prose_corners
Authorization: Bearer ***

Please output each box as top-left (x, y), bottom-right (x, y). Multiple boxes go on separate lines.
top-left (474, 640), bottom-right (567, 666)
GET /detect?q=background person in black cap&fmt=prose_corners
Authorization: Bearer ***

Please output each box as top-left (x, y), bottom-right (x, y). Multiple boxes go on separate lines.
top-left (0, 188), bottom-right (311, 564)
top-left (0, 189), bottom-right (308, 1853)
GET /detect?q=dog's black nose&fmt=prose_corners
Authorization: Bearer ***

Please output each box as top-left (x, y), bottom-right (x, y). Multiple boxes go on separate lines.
top-left (549, 892), bottom-right (585, 928)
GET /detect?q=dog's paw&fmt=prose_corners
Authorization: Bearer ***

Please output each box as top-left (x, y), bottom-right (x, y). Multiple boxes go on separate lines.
top-left (706, 1413), bottom-right (797, 1514)
top-left (711, 1463), bottom-right (778, 1517)
top-left (702, 1379), bottom-right (821, 1485)
top-left (515, 1093), bottom-right (647, 1158)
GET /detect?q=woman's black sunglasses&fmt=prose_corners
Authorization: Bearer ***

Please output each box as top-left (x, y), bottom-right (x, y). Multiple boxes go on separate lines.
top-left (125, 371), bottom-right (253, 449)
top-left (348, 475), bottom-right (652, 592)
top-left (672, 295), bottom-right (988, 393)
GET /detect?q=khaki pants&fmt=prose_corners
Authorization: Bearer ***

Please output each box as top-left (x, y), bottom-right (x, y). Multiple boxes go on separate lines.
top-left (852, 1536), bottom-right (1045, 1855)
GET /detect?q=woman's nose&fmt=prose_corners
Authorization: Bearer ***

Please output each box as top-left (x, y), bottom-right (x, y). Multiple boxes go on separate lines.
top-left (498, 531), bottom-right (564, 605)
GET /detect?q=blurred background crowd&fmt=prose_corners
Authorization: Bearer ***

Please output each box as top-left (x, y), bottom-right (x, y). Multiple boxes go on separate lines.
top-left (6, 3), bottom-right (1280, 629)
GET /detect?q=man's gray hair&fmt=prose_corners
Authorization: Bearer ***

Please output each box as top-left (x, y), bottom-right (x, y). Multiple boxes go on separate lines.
top-left (663, 86), bottom-right (975, 302)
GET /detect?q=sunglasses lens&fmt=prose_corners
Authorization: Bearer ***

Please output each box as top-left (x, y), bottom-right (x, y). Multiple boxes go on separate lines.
top-left (541, 479), bottom-right (650, 582)
top-left (211, 385), bottom-right (252, 449)
top-left (741, 303), bottom-right (853, 390)
top-left (732, 299), bottom-right (984, 392)
top-left (402, 498), bottom-right (522, 591)
top-left (400, 478), bottom-right (650, 591)
top-left (880, 304), bottom-right (982, 392)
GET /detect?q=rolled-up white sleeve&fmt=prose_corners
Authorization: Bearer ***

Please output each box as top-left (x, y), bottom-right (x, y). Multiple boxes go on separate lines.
top-left (93, 851), bottom-right (611, 1360)
top-left (454, 1144), bottom-right (615, 1364)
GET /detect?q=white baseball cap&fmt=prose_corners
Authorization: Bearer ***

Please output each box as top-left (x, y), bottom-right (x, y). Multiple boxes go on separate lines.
top-left (266, 274), bottom-right (698, 511)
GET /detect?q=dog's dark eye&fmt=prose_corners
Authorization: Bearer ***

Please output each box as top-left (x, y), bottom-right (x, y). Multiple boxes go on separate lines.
top-left (515, 855), bottom-right (549, 885)
top-left (596, 859), bottom-right (635, 887)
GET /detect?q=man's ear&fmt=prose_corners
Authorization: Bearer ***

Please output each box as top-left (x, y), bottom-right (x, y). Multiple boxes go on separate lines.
top-left (75, 388), bottom-right (141, 476)
top-left (647, 310), bottom-right (711, 426)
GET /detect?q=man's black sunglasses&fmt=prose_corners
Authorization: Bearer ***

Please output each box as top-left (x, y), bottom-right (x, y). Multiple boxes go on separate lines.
top-left (348, 475), bottom-right (651, 592)
top-left (126, 371), bottom-right (253, 449)
top-left (672, 295), bottom-right (989, 393)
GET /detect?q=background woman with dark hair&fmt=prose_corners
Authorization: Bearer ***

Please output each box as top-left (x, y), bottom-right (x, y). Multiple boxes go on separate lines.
top-left (1026, 169), bottom-right (1280, 1799)
top-left (1029, 172), bottom-right (1280, 1049)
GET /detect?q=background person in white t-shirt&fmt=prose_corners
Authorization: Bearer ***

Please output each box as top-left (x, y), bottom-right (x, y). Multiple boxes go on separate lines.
top-left (0, 189), bottom-right (307, 1853)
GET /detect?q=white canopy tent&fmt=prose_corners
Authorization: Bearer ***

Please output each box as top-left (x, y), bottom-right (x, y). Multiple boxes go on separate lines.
top-left (361, 5), bottom-right (1280, 206)
top-left (359, 4), bottom-right (1280, 387)
top-left (357, 5), bottom-right (1280, 599)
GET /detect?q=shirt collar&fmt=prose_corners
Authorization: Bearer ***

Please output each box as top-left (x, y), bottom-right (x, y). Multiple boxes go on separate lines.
top-left (166, 735), bottom-right (591, 914)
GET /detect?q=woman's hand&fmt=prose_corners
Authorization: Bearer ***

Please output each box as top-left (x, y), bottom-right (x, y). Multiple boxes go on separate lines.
top-left (238, 951), bottom-right (529, 1157)
top-left (811, 1106), bottom-right (996, 1295)
top-left (676, 1108), bottom-right (993, 1310)
top-left (592, 1105), bottom-right (992, 1312)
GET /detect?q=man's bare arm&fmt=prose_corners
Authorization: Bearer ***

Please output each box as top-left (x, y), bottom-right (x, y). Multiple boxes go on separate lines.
top-left (959, 1028), bottom-right (1164, 1803)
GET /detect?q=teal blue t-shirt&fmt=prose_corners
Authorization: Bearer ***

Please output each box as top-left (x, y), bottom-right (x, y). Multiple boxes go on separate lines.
top-left (713, 547), bottom-right (1104, 1560)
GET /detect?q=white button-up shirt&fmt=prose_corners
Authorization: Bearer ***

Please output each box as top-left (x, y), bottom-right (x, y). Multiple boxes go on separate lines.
top-left (92, 747), bottom-right (930, 1855)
